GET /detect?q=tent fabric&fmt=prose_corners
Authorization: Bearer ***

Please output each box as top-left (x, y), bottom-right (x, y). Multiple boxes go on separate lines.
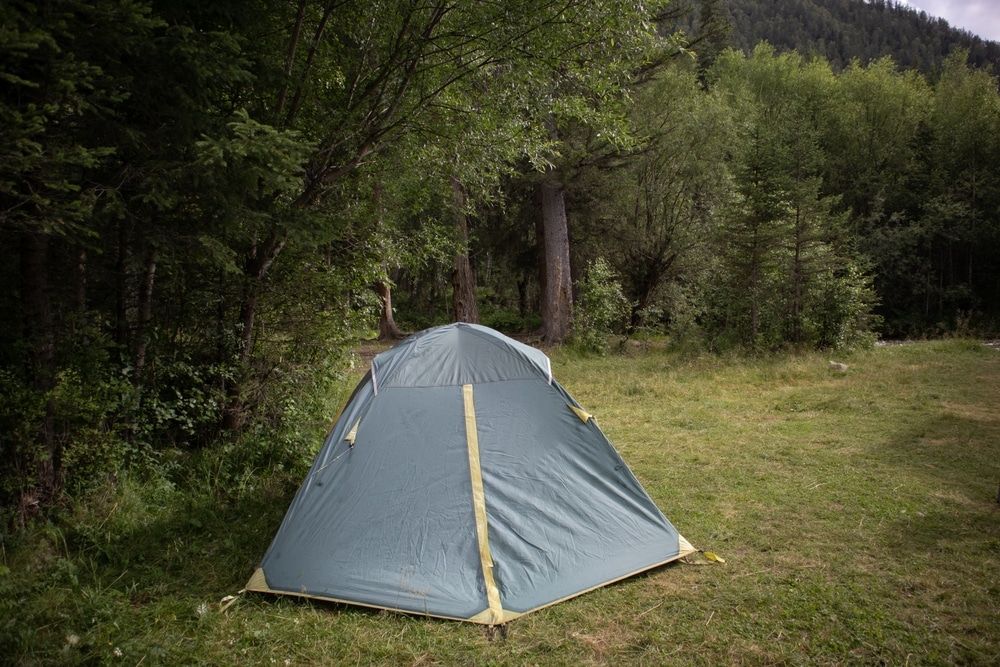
top-left (246, 323), bottom-right (694, 623)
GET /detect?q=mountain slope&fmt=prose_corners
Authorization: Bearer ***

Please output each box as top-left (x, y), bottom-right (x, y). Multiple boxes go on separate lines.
top-left (674, 0), bottom-right (1000, 72)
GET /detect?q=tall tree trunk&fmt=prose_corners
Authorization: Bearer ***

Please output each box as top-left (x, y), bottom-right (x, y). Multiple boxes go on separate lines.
top-left (237, 288), bottom-right (259, 366)
top-left (450, 177), bottom-right (479, 323)
top-left (132, 247), bottom-right (158, 387)
top-left (73, 247), bottom-right (87, 314)
top-left (538, 116), bottom-right (573, 343)
top-left (115, 221), bottom-right (131, 349)
top-left (539, 172), bottom-right (573, 344)
top-left (376, 273), bottom-right (403, 340)
top-left (223, 232), bottom-right (286, 431)
top-left (275, 0), bottom-right (308, 122)
top-left (370, 179), bottom-right (403, 341)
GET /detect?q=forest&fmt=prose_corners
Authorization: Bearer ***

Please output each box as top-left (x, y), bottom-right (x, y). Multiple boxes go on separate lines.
top-left (2, 0), bottom-right (1000, 518)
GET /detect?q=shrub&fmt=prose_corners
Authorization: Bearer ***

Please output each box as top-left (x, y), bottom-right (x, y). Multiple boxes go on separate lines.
top-left (571, 258), bottom-right (632, 354)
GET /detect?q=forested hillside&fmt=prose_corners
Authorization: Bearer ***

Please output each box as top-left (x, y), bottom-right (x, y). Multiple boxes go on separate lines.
top-left (674, 0), bottom-right (1000, 72)
top-left (2, 0), bottom-right (1000, 517)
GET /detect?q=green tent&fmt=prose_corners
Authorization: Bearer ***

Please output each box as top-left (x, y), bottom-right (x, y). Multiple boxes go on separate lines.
top-left (246, 323), bottom-right (694, 624)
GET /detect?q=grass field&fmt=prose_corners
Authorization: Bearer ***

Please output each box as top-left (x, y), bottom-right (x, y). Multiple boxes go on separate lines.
top-left (3, 340), bottom-right (999, 665)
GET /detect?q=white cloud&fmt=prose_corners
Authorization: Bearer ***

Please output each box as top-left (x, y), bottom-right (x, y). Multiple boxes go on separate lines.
top-left (905, 0), bottom-right (1000, 42)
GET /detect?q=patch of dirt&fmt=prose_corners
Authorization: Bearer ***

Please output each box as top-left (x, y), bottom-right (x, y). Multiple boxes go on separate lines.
top-left (567, 621), bottom-right (635, 661)
top-left (354, 341), bottom-right (390, 365)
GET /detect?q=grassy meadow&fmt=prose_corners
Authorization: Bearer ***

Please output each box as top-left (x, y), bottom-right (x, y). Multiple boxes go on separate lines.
top-left (3, 340), bottom-right (999, 665)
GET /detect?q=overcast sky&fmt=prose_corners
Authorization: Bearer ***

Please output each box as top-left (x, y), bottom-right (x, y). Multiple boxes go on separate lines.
top-left (900, 0), bottom-right (1000, 42)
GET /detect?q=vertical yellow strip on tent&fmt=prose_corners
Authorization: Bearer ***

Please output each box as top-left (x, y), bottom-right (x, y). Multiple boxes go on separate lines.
top-left (462, 384), bottom-right (505, 625)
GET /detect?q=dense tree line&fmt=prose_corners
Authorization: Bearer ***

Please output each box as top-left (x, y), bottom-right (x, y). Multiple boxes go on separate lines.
top-left (0, 0), bottom-right (668, 517)
top-left (2, 0), bottom-right (999, 518)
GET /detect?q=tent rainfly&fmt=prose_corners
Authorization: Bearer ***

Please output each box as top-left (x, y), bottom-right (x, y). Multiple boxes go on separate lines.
top-left (246, 323), bottom-right (695, 624)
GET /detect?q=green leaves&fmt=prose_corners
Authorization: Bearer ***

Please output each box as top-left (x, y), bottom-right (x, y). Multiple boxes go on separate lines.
top-left (195, 110), bottom-right (315, 203)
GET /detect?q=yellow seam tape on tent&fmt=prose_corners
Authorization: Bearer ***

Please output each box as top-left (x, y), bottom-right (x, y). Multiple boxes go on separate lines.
top-left (463, 384), bottom-right (504, 625)
top-left (568, 404), bottom-right (592, 423)
top-left (245, 567), bottom-right (271, 592)
top-left (344, 419), bottom-right (359, 445)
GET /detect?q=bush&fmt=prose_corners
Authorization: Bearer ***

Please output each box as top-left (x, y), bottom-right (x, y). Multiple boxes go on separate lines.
top-left (808, 261), bottom-right (882, 351)
top-left (571, 258), bottom-right (632, 354)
